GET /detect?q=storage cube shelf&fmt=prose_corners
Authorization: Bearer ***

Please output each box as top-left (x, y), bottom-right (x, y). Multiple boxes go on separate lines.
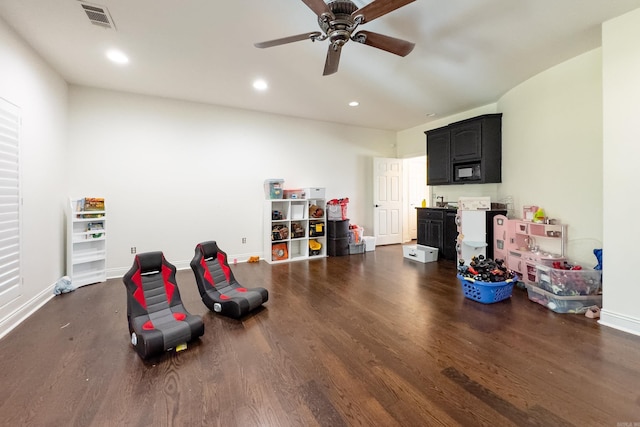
top-left (67, 197), bottom-right (107, 288)
top-left (264, 197), bottom-right (326, 264)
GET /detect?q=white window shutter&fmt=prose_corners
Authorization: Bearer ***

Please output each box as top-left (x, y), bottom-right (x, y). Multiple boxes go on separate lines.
top-left (0, 98), bottom-right (21, 305)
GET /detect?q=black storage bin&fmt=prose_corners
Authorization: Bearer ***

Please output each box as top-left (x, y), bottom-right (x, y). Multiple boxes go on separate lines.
top-left (327, 237), bottom-right (349, 256)
top-left (328, 219), bottom-right (349, 238)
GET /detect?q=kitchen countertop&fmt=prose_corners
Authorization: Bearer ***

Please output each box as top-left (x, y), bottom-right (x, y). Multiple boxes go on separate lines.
top-left (416, 206), bottom-right (458, 210)
top-left (416, 206), bottom-right (507, 211)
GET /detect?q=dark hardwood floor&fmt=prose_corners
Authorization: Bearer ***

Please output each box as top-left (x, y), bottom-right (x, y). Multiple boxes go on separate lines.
top-left (1, 244), bottom-right (639, 426)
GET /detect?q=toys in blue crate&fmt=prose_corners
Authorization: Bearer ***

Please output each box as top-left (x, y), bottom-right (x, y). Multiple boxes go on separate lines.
top-left (457, 255), bottom-right (518, 304)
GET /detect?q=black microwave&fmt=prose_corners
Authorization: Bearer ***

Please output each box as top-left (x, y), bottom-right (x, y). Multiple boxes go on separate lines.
top-left (453, 162), bottom-right (481, 182)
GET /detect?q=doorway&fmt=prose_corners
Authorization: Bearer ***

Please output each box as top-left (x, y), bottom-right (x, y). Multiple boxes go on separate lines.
top-left (403, 156), bottom-right (428, 242)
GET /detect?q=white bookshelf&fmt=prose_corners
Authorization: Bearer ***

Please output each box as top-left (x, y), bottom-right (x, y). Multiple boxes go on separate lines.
top-left (67, 197), bottom-right (107, 287)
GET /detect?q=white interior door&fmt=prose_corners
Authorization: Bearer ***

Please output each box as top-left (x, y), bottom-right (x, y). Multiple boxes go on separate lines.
top-left (373, 157), bottom-right (403, 245)
top-left (406, 156), bottom-right (426, 241)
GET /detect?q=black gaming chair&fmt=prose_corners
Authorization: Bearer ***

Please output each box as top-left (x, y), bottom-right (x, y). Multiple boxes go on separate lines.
top-left (190, 241), bottom-right (268, 319)
top-left (122, 251), bottom-right (204, 359)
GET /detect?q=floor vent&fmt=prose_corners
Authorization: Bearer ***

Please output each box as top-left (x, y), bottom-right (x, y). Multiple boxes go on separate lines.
top-left (79, 2), bottom-right (116, 29)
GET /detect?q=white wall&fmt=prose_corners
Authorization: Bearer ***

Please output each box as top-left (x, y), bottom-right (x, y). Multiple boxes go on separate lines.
top-left (0, 17), bottom-right (69, 338)
top-left (498, 49), bottom-right (604, 264)
top-left (67, 86), bottom-right (396, 275)
top-left (600, 8), bottom-right (640, 336)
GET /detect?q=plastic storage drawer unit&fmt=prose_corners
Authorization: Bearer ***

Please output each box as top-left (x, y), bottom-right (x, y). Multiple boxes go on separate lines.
top-left (525, 283), bottom-right (602, 313)
top-left (349, 242), bottom-right (365, 255)
top-left (403, 245), bottom-right (438, 263)
top-left (536, 264), bottom-right (602, 296)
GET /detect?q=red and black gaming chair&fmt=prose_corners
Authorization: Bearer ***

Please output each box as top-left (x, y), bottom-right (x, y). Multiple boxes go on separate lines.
top-left (123, 251), bottom-right (204, 359)
top-left (190, 241), bottom-right (268, 319)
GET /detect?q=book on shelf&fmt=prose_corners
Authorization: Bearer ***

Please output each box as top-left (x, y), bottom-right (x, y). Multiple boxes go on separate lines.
top-left (87, 222), bottom-right (104, 238)
top-left (82, 197), bottom-right (105, 218)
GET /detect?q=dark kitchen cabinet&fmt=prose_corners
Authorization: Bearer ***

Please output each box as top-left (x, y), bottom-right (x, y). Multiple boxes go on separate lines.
top-left (425, 113), bottom-right (502, 185)
top-left (416, 208), bottom-right (457, 261)
top-left (443, 210), bottom-right (458, 261)
top-left (426, 127), bottom-right (450, 185)
top-left (417, 208), bottom-right (442, 250)
top-left (450, 120), bottom-right (482, 161)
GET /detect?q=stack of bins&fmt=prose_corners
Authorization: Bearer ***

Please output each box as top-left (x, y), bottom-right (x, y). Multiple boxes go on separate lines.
top-left (327, 219), bottom-right (349, 256)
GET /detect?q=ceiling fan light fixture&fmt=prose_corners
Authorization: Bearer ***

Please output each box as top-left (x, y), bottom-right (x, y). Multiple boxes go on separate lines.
top-left (253, 79), bottom-right (268, 91)
top-left (254, 0), bottom-right (416, 76)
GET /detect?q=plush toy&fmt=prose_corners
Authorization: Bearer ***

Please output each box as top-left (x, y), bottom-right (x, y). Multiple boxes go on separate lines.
top-left (533, 207), bottom-right (546, 223)
top-left (247, 256), bottom-right (260, 263)
top-left (309, 204), bottom-right (324, 218)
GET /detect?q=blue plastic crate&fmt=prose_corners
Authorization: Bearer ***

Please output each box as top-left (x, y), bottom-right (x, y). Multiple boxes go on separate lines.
top-left (457, 274), bottom-right (517, 304)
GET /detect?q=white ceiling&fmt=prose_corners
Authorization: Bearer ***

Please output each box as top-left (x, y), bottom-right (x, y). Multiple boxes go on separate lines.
top-left (1, 0), bottom-right (639, 131)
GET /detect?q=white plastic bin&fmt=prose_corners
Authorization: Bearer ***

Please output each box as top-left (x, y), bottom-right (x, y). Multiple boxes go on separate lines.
top-left (403, 245), bottom-right (438, 263)
top-left (363, 236), bottom-right (376, 252)
top-left (305, 187), bottom-right (326, 199)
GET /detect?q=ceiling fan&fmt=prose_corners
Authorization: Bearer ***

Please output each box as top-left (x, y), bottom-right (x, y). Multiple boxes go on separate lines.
top-left (254, 0), bottom-right (416, 76)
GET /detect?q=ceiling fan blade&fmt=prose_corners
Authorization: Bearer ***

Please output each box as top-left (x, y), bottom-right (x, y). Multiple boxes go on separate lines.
top-left (254, 31), bottom-right (322, 48)
top-left (323, 44), bottom-right (342, 76)
top-left (353, 30), bottom-right (415, 57)
top-left (301, 0), bottom-right (334, 18)
top-left (352, 0), bottom-right (416, 24)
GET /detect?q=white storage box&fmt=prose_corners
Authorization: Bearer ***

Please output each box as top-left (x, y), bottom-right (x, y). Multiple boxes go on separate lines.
top-left (363, 236), bottom-right (376, 251)
top-left (458, 196), bottom-right (491, 210)
top-left (403, 245), bottom-right (438, 263)
top-left (305, 187), bottom-right (325, 199)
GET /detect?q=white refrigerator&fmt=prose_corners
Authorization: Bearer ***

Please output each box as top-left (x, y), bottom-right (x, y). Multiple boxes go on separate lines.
top-left (457, 210), bottom-right (489, 265)
top-left (456, 197), bottom-right (504, 265)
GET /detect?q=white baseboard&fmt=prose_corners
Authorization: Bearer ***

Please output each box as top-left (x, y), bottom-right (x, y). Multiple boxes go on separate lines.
top-left (0, 283), bottom-right (56, 340)
top-left (107, 252), bottom-right (263, 280)
top-left (599, 309), bottom-right (640, 337)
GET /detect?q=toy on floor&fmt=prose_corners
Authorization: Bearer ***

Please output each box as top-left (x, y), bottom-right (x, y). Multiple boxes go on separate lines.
top-left (457, 255), bottom-right (518, 283)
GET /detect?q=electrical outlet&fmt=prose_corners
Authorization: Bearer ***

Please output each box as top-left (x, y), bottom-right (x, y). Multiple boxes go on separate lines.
top-left (242, 237), bottom-right (247, 244)
top-left (131, 247), bottom-right (136, 254)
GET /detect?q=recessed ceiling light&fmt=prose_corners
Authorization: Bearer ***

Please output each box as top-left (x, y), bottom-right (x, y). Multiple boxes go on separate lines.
top-left (253, 79), bottom-right (268, 91)
top-left (348, 101), bottom-right (359, 107)
top-left (106, 49), bottom-right (129, 65)
top-left (426, 113), bottom-right (437, 117)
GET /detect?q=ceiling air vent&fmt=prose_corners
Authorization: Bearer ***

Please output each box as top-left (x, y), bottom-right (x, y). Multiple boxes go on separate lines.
top-left (79, 2), bottom-right (116, 29)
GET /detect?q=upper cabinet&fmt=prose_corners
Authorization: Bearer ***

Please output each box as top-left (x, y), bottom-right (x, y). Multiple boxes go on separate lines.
top-left (425, 127), bottom-right (450, 186)
top-left (425, 113), bottom-right (502, 185)
top-left (450, 120), bottom-right (482, 161)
